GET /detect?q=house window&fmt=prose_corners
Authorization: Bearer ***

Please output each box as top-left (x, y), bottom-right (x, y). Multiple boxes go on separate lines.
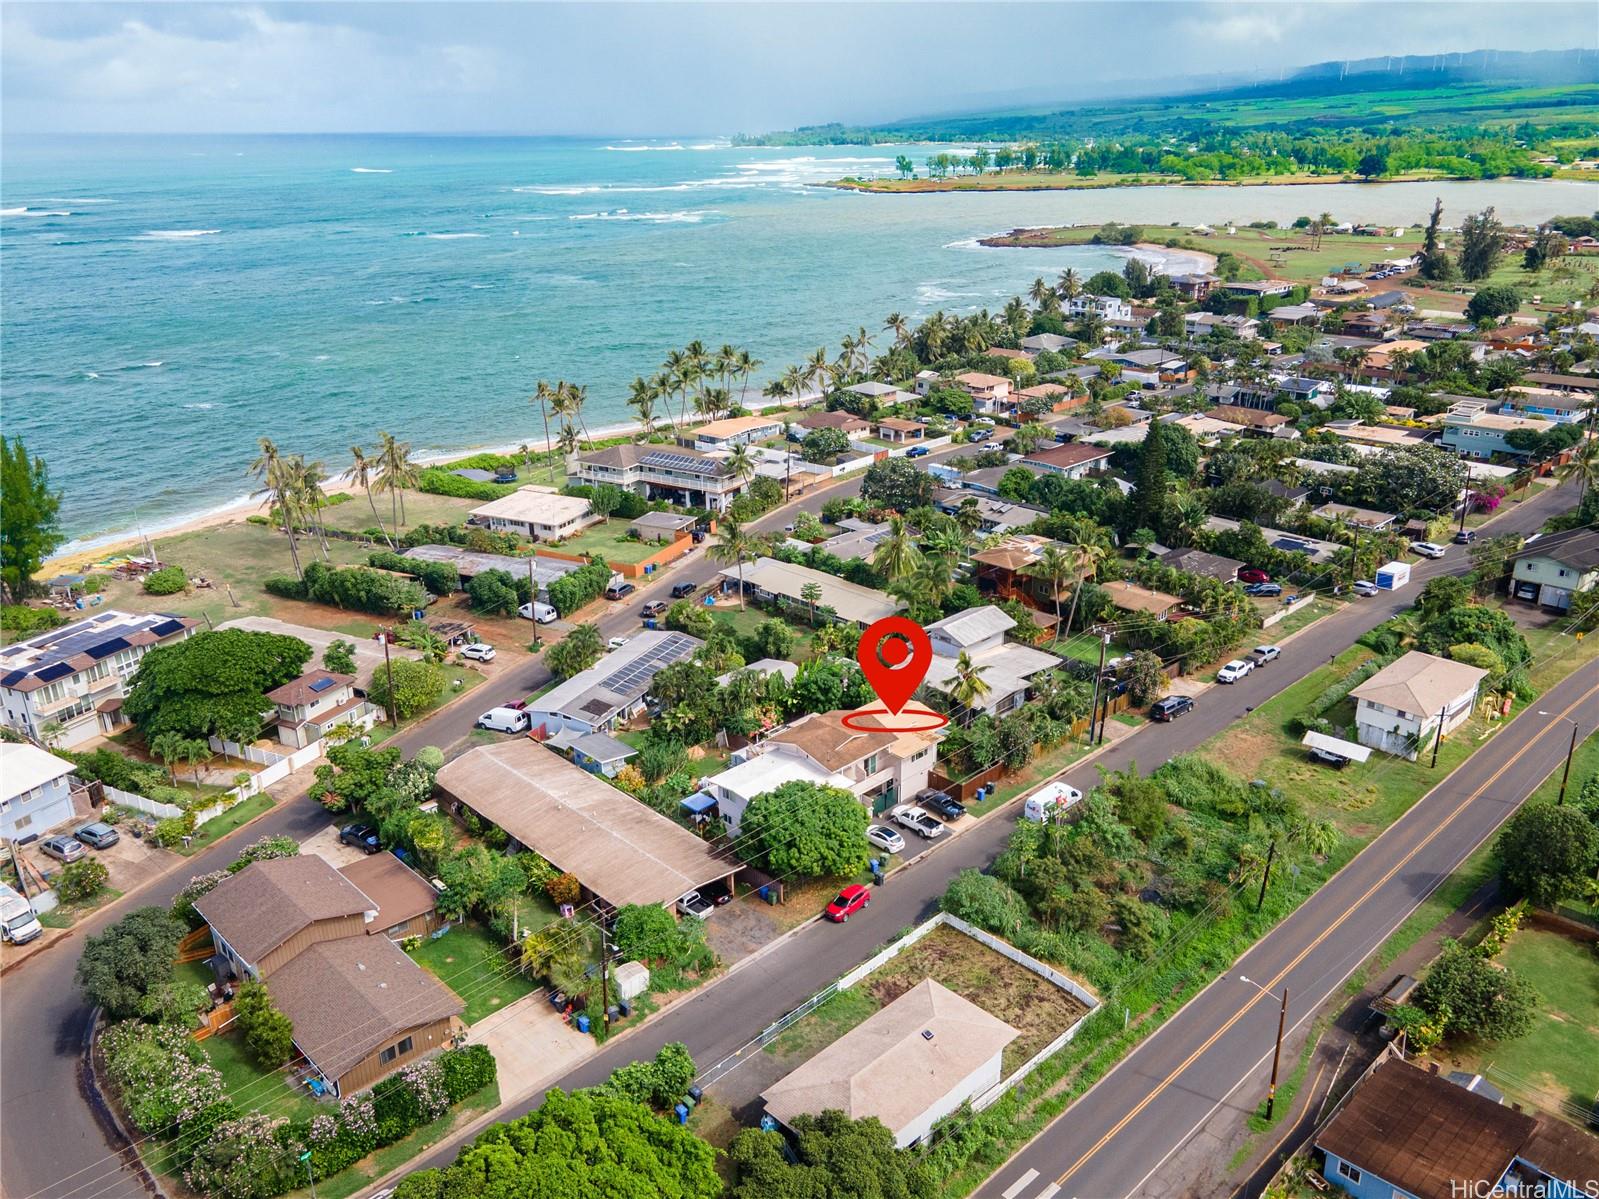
top-left (378, 1043), bottom-right (398, 1064)
top-left (1335, 1160), bottom-right (1362, 1184)
top-left (13, 813), bottom-right (32, 830)
top-left (395, 1036), bottom-right (414, 1056)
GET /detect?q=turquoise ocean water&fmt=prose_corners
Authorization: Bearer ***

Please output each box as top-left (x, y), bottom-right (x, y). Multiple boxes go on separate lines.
top-left (1, 134), bottom-right (1588, 545)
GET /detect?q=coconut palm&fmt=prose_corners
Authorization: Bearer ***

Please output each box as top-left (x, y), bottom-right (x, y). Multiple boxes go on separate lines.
top-left (1025, 544), bottom-right (1076, 643)
top-left (296, 457), bottom-right (335, 561)
top-left (1029, 277), bottom-right (1055, 309)
top-left (951, 498), bottom-right (985, 540)
top-left (708, 517), bottom-right (761, 611)
top-left (735, 349), bottom-right (761, 404)
top-left (763, 375), bottom-right (793, 403)
top-left (716, 344), bottom-right (738, 398)
top-left (556, 424), bottom-right (581, 456)
top-left (884, 312), bottom-right (910, 348)
top-left (533, 380), bottom-right (558, 482)
top-left (781, 364), bottom-right (808, 404)
top-left (1057, 268), bottom-right (1082, 300)
top-left (374, 431), bottom-right (419, 528)
top-left (1556, 434), bottom-right (1599, 505)
top-left (874, 516), bottom-right (924, 581)
top-left (806, 346), bottom-right (831, 400)
top-left (949, 650), bottom-right (992, 717)
top-left (723, 443), bottom-right (757, 492)
top-left (248, 437), bottom-right (304, 579)
top-left (910, 553), bottom-right (958, 609)
top-left (627, 376), bottom-right (658, 439)
top-left (663, 349), bottom-right (691, 432)
top-left (920, 312), bottom-right (950, 361)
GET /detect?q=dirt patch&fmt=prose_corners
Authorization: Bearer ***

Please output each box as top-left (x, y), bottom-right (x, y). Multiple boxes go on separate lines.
top-left (868, 925), bottom-right (1090, 1072)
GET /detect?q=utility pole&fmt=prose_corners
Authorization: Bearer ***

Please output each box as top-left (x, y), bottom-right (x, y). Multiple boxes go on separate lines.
top-left (600, 929), bottom-right (612, 1027)
top-left (1457, 464), bottom-right (1472, 539)
top-left (1557, 718), bottom-right (1579, 806)
top-left (1268, 987), bottom-right (1289, 1121)
top-left (380, 630), bottom-right (397, 725)
top-left (1429, 704), bottom-right (1447, 768)
top-left (1256, 839), bottom-right (1277, 912)
top-left (527, 559), bottom-right (540, 647)
top-left (1087, 633), bottom-right (1109, 745)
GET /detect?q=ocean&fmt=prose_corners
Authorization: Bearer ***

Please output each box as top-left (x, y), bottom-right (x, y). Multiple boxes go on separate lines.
top-left (1, 133), bottom-right (1589, 547)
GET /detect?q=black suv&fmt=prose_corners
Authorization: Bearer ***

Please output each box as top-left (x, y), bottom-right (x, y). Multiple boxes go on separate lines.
top-left (1151, 695), bottom-right (1195, 722)
top-left (916, 789), bottom-right (967, 821)
top-left (670, 581), bottom-right (698, 599)
top-left (340, 823), bottom-right (381, 853)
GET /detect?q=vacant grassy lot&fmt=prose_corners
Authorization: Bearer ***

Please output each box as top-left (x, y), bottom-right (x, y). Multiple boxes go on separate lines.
top-left (546, 519), bottom-right (665, 565)
top-left (407, 920), bottom-right (536, 1024)
top-left (1440, 926), bottom-right (1599, 1116)
top-left (180, 794), bottom-right (276, 856)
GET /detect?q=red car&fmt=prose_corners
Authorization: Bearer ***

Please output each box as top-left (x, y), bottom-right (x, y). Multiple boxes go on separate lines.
top-left (825, 884), bottom-right (871, 923)
top-left (1238, 568), bottom-right (1271, 585)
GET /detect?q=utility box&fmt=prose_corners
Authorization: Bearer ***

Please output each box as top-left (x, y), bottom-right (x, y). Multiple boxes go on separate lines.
top-left (613, 960), bottom-right (650, 1002)
top-left (1375, 561), bottom-right (1411, 590)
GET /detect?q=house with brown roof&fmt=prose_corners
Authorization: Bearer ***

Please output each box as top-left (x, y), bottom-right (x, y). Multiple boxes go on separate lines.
top-left (195, 856), bottom-right (379, 980)
top-left (684, 414), bottom-right (786, 450)
top-left (1210, 405), bottom-right (1294, 436)
top-left (1161, 547), bottom-right (1244, 584)
top-left (876, 417), bottom-right (925, 443)
top-left (954, 371), bottom-right (1013, 413)
top-left (762, 979), bottom-right (1018, 1148)
top-left (756, 708), bottom-right (942, 819)
top-left (265, 669), bottom-right (380, 749)
top-left (971, 535), bottom-right (1068, 612)
top-left (1100, 580), bottom-right (1185, 620)
top-left (1316, 1054), bottom-right (1599, 1199)
top-left (1350, 650), bottom-right (1487, 760)
top-left (1022, 442), bottom-right (1114, 480)
top-left (796, 410), bottom-right (872, 437)
top-left (337, 853), bottom-right (443, 940)
top-left (1014, 382), bottom-right (1084, 414)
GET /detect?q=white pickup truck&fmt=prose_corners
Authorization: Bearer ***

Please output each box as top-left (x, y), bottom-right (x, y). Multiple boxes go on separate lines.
top-left (677, 891), bottom-right (715, 919)
top-left (892, 805), bottom-right (945, 840)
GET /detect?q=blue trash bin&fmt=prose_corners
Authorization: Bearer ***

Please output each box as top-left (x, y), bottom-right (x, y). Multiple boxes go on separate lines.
top-left (674, 1103), bottom-right (690, 1125)
top-left (576, 1014), bottom-right (591, 1034)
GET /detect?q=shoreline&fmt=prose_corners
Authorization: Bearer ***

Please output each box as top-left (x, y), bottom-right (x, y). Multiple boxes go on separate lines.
top-left (44, 390), bottom-right (820, 574)
top-left (820, 171), bottom-right (1512, 194)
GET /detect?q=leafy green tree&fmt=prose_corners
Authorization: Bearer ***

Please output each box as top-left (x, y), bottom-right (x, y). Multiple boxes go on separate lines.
top-left (1126, 419), bottom-right (1170, 537)
top-left (1457, 206), bottom-right (1507, 281)
top-left (752, 617), bottom-right (797, 660)
top-left (802, 427), bottom-right (852, 463)
top-left (232, 980), bottom-right (295, 1067)
top-left (1418, 197), bottom-right (1457, 281)
top-left (323, 638), bottom-right (358, 675)
top-left (1356, 150), bottom-right (1388, 179)
top-left (1085, 270), bottom-right (1131, 299)
top-left (467, 569), bottom-right (520, 616)
top-left (0, 437), bottom-right (64, 602)
top-left (1415, 605), bottom-right (1529, 671)
top-left (664, 598), bottom-right (716, 637)
top-left (613, 903), bottom-right (683, 961)
top-left (729, 1110), bottom-right (935, 1199)
top-left (1124, 650), bottom-right (1168, 705)
top-left (545, 623), bottom-right (604, 679)
top-left (1465, 285), bottom-right (1521, 324)
top-left (939, 867), bottom-right (1030, 934)
top-left (589, 1044), bottom-right (697, 1109)
top-left (57, 858), bottom-right (110, 903)
top-left (367, 658), bottom-right (445, 719)
top-left (1495, 803), bottom-right (1599, 907)
top-left (124, 629), bottom-right (312, 741)
top-left (1415, 939), bottom-right (1538, 1043)
top-left (738, 781), bottom-right (868, 877)
top-left (860, 457), bottom-right (933, 512)
top-left (74, 907), bottom-right (184, 1019)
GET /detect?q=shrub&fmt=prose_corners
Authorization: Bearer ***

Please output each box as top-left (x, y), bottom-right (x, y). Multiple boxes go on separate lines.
top-left (547, 559), bottom-right (612, 617)
top-left (152, 812), bottom-right (198, 847)
top-left (367, 659), bottom-right (446, 719)
top-left (57, 858), bottom-right (110, 903)
top-left (143, 566), bottom-right (189, 595)
top-left (75, 906), bottom-right (185, 1018)
top-left (545, 871), bottom-right (581, 906)
top-left (438, 1044), bottom-right (497, 1101)
top-left (1, 604), bottom-right (64, 634)
top-left (262, 574), bottom-right (306, 600)
top-left (172, 870), bottom-right (232, 927)
top-left (301, 561), bottom-right (429, 616)
top-left (232, 980), bottom-right (295, 1068)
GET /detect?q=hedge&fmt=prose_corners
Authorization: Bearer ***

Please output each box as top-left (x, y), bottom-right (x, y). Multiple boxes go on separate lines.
top-left (414, 467), bottom-right (518, 502)
top-left (1, 604), bottom-right (64, 634)
top-left (547, 559), bottom-right (612, 617)
top-left (143, 566), bottom-right (189, 596)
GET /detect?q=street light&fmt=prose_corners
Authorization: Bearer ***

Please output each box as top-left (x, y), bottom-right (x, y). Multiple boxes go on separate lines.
top-left (1238, 974), bottom-right (1290, 1122)
top-left (1537, 711), bottom-right (1580, 806)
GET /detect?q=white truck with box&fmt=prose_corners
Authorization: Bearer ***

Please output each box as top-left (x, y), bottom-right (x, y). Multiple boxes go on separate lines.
top-left (1, 882), bottom-right (44, 945)
top-left (1024, 781), bottom-right (1084, 823)
top-left (1374, 561), bottom-right (1411, 591)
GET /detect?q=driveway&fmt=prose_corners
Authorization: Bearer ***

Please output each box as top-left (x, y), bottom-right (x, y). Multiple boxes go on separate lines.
top-left (468, 992), bottom-right (597, 1102)
top-left (298, 823), bottom-right (373, 868)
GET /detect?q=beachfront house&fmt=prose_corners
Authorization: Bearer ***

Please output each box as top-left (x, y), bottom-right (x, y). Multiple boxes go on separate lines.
top-left (0, 610), bottom-right (200, 749)
top-left (1349, 651), bottom-right (1488, 761)
top-left (1064, 294), bottom-right (1132, 322)
top-left (570, 444), bottom-right (750, 512)
top-left (469, 487), bottom-right (598, 541)
top-left (684, 415), bottom-right (785, 450)
top-left (0, 742), bottom-right (78, 842)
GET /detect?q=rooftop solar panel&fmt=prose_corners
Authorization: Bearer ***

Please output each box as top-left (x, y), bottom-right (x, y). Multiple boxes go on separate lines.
top-left (87, 637), bottom-right (131, 660)
top-left (35, 662), bottom-right (76, 682)
top-left (150, 618), bottom-right (186, 638)
top-left (1, 670), bottom-right (30, 687)
top-left (309, 676), bottom-right (338, 693)
top-left (641, 451), bottom-right (720, 476)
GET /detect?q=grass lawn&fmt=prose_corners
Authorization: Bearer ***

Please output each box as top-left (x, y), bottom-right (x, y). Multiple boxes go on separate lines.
top-left (39, 886), bottom-right (124, 929)
top-left (179, 793), bottom-right (276, 856)
top-left (200, 1031), bottom-right (321, 1123)
top-left (1266, 597), bottom-right (1337, 641)
top-left (545, 519), bottom-right (663, 565)
top-left (1440, 927), bottom-right (1599, 1115)
top-left (317, 491), bottom-right (477, 536)
top-left (1052, 636), bottom-right (1129, 667)
top-left (709, 605), bottom-right (816, 661)
top-left (407, 921), bottom-right (536, 1024)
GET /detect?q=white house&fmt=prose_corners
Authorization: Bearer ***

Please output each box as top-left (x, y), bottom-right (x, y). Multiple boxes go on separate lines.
top-left (1508, 528), bottom-right (1599, 611)
top-left (0, 609), bottom-right (199, 749)
top-left (923, 607), bottom-right (1060, 717)
top-left (1350, 651), bottom-right (1489, 760)
top-left (265, 670), bottom-right (381, 749)
top-left (953, 372), bottom-right (1013, 413)
top-left (0, 742), bottom-right (78, 841)
top-left (526, 630), bottom-right (703, 737)
top-left (701, 748), bottom-right (856, 837)
top-left (1064, 294), bottom-right (1132, 322)
top-left (685, 415), bottom-right (785, 450)
top-left (469, 488), bottom-right (598, 542)
top-left (762, 980), bottom-right (1018, 1148)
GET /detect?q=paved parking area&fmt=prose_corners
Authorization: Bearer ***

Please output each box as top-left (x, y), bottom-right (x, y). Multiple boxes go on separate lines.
top-left (298, 822), bottom-right (372, 867)
top-left (469, 991), bottom-right (597, 1101)
top-left (18, 809), bottom-right (176, 898)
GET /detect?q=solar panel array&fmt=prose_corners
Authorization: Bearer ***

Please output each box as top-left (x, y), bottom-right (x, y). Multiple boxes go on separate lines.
top-left (308, 676), bottom-right (338, 693)
top-left (35, 662), bottom-right (75, 683)
top-left (640, 451), bottom-right (721, 477)
top-left (0, 612), bottom-right (187, 690)
top-left (86, 636), bottom-right (130, 660)
top-left (595, 633), bottom-right (699, 703)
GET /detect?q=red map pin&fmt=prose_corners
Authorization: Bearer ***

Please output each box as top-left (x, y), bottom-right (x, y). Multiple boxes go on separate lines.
top-left (856, 615), bottom-right (932, 715)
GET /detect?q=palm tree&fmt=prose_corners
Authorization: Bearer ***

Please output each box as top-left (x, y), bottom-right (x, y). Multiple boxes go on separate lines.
top-left (1556, 434), bottom-right (1599, 505)
top-left (1060, 537), bottom-right (1107, 642)
top-left (911, 554), bottom-right (957, 610)
top-left (884, 312), bottom-right (910, 348)
top-left (806, 346), bottom-right (831, 401)
top-left (724, 443), bottom-right (757, 494)
top-left (248, 437), bottom-right (303, 579)
top-left (663, 349), bottom-right (691, 432)
top-left (874, 516), bottom-right (924, 581)
top-left (556, 424), bottom-right (581, 456)
top-left (952, 498), bottom-right (984, 540)
top-left (296, 457), bottom-right (334, 561)
top-left (374, 431), bottom-right (419, 529)
top-left (1025, 544), bottom-right (1076, 643)
top-left (735, 348), bottom-right (761, 405)
top-left (950, 650), bottom-right (992, 718)
top-left (1057, 268), bottom-right (1082, 300)
top-left (566, 382), bottom-right (594, 447)
top-left (708, 517), bottom-right (760, 611)
top-left (1029, 277), bottom-right (1055, 309)
top-left (627, 376), bottom-right (658, 439)
top-left (350, 446), bottom-right (394, 548)
top-left (716, 344), bottom-right (738, 399)
top-left (533, 380), bottom-right (558, 482)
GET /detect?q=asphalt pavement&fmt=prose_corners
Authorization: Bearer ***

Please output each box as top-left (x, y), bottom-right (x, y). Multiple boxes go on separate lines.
top-left (0, 471), bottom-right (1576, 1199)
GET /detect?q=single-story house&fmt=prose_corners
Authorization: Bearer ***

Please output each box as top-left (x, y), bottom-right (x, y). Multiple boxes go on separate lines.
top-left (715, 658), bottom-right (800, 687)
top-left (1265, 302), bottom-right (1323, 328)
top-left (1020, 332), bottom-right (1076, 354)
top-left (1361, 339), bottom-right (1429, 373)
top-left (1014, 382), bottom-right (1083, 414)
top-left (1022, 443), bottom-right (1114, 480)
top-left (924, 606), bottom-right (1060, 717)
top-left (932, 489), bottom-right (1045, 535)
top-left (762, 980), bottom-right (1018, 1148)
top-left (1508, 527), bottom-right (1599, 611)
top-left (337, 853), bottom-right (444, 941)
top-left (0, 742), bottom-right (77, 842)
top-left (469, 487), bottom-right (598, 542)
top-left (1223, 279), bottom-right (1293, 299)
top-left (876, 418), bottom-right (924, 443)
top-left (1501, 387), bottom-right (1589, 424)
top-left (1161, 548), bottom-right (1244, 584)
top-left (1100, 580), bottom-right (1184, 620)
top-left (796, 410), bottom-right (872, 437)
top-left (525, 630), bottom-right (703, 737)
top-left (265, 670), bottom-right (379, 749)
top-left (1522, 371), bottom-right (1599, 396)
top-left (1203, 516), bottom-right (1342, 565)
top-left (1316, 1055), bottom-right (1599, 1199)
top-left (1350, 651), bottom-right (1488, 760)
top-left (960, 462), bottom-right (1048, 497)
top-left (570, 731), bottom-right (638, 778)
top-left (721, 557), bottom-right (901, 627)
top-left (845, 381), bottom-right (917, 406)
top-left (702, 750), bottom-right (856, 838)
top-left (195, 855), bottom-right (379, 981)
top-left (1210, 405), bottom-right (1294, 435)
top-left (398, 545), bottom-right (582, 597)
top-left (436, 739), bottom-right (734, 910)
top-left (1313, 503), bottom-right (1397, 532)
top-left (629, 511), bottom-right (697, 543)
top-left (685, 415), bottom-right (784, 450)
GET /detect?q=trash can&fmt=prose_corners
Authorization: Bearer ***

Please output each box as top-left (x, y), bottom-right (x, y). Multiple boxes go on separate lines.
top-left (758, 885), bottom-right (769, 904)
top-left (576, 1014), bottom-right (591, 1034)
top-left (674, 1103), bottom-right (690, 1125)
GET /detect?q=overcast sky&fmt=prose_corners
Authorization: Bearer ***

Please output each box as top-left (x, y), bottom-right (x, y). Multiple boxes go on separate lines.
top-left (4, 1), bottom-right (1594, 136)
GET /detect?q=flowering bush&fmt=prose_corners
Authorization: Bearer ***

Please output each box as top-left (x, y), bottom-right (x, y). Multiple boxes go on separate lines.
top-left (171, 869), bottom-right (231, 927)
top-left (399, 1058), bottom-right (450, 1122)
top-left (185, 1113), bottom-right (298, 1199)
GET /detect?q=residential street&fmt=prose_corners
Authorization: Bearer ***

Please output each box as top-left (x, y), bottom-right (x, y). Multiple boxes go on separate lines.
top-left (0, 476), bottom-right (1577, 1199)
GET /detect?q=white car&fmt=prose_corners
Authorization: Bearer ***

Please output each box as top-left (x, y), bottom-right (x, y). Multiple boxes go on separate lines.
top-left (606, 636), bottom-right (630, 651)
top-left (519, 601), bottom-right (558, 624)
top-left (1250, 645), bottom-right (1281, 665)
top-left (1216, 659), bottom-right (1254, 684)
top-left (474, 706), bottom-right (530, 734)
top-left (1352, 579), bottom-right (1379, 597)
top-left (1409, 541), bottom-right (1446, 560)
top-left (866, 825), bottom-right (906, 854)
top-left (460, 642), bottom-right (496, 662)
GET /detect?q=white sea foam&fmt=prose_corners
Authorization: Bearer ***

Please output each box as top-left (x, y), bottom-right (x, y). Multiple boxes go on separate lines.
top-left (942, 237), bottom-right (984, 251)
top-left (40, 197), bottom-right (115, 204)
top-left (916, 283), bottom-right (983, 304)
top-left (313, 354), bottom-right (332, 360)
top-left (3, 206), bottom-right (72, 217)
top-left (421, 232), bottom-right (484, 239)
top-left (84, 372), bottom-right (100, 379)
top-left (603, 143), bottom-right (685, 152)
top-left (139, 229), bottom-right (220, 240)
top-left (350, 167), bottom-right (393, 173)
top-left (183, 402), bottom-right (215, 410)
top-left (568, 209), bottom-right (717, 224)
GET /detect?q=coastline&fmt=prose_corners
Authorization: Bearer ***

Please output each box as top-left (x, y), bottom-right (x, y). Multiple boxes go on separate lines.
top-left (821, 171), bottom-right (1491, 194)
top-left (975, 224), bottom-right (1219, 275)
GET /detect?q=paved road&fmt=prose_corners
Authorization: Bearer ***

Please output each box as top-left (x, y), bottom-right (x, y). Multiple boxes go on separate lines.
top-left (0, 475), bottom-right (1573, 1199)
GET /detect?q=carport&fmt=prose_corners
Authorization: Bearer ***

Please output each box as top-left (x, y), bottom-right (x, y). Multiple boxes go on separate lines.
top-left (1300, 731), bottom-right (1372, 766)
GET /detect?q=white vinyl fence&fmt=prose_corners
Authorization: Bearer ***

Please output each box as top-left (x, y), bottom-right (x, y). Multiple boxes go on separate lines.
top-left (98, 740), bottom-right (325, 834)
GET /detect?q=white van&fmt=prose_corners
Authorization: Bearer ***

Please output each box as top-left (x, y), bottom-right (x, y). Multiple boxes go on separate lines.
top-left (518, 601), bottom-right (558, 624)
top-left (0, 882), bottom-right (43, 945)
top-left (1023, 781), bottom-right (1083, 823)
top-left (474, 706), bottom-right (531, 734)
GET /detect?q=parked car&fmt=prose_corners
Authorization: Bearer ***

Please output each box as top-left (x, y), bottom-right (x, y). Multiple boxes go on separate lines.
top-left (892, 805), bottom-right (945, 840)
top-left (916, 788), bottom-right (966, 821)
top-left (966, 428), bottom-right (990, 442)
top-left (475, 706), bottom-right (532, 734)
top-left (640, 600), bottom-right (668, 620)
top-left (972, 416), bottom-right (996, 427)
top-left (1352, 579), bottom-right (1380, 597)
top-left (39, 834), bottom-right (86, 864)
top-left (906, 445), bottom-right (930, 458)
top-left (698, 878), bottom-right (734, 906)
top-left (1151, 695), bottom-right (1195, 722)
top-left (670, 581), bottom-right (698, 599)
top-left (0, 882), bottom-right (42, 945)
top-left (1309, 745), bottom-right (1352, 769)
top-left (74, 822), bottom-right (121, 850)
top-left (1023, 781), bottom-right (1083, 822)
top-left (825, 883), bottom-right (871, 923)
top-left (1245, 582), bottom-right (1282, 597)
top-left (1238, 568), bottom-right (1271, 585)
top-left (677, 891), bottom-right (715, 920)
top-left (340, 824), bottom-right (381, 853)
top-left (604, 581), bottom-right (636, 600)
top-left (1409, 541), bottom-right (1446, 560)
top-left (1453, 529), bottom-right (1477, 545)
top-left (866, 825), bottom-right (906, 854)
top-left (1250, 644), bottom-right (1282, 666)
top-left (1216, 660), bottom-right (1254, 684)
top-left (606, 636), bottom-right (630, 651)
top-left (519, 601), bottom-right (558, 623)
top-left (460, 642), bottom-right (496, 662)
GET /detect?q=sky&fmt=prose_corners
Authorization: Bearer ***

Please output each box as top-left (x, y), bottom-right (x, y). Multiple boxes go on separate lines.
top-left (3, 1), bottom-right (1595, 137)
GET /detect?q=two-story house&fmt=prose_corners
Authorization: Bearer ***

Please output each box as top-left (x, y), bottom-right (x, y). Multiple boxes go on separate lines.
top-left (923, 607), bottom-right (1060, 718)
top-left (265, 669), bottom-right (381, 748)
top-left (1439, 399), bottom-right (1549, 461)
top-left (0, 742), bottom-right (78, 842)
top-left (1508, 528), bottom-right (1599, 612)
top-left (1063, 294), bottom-right (1133, 322)
top-left (953, 371), bottom-right (1014, 413)
top-left (569, 443), bottom-right (750, 512)
top-left (1350, 651), bottom-right (1488, 760)
top-left (0, 610), bottom-right (199, 749)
